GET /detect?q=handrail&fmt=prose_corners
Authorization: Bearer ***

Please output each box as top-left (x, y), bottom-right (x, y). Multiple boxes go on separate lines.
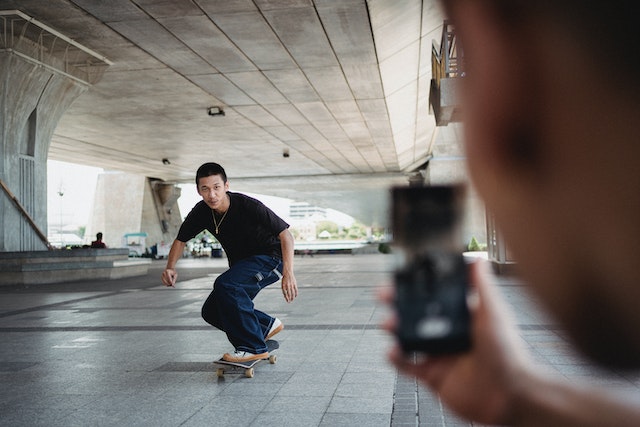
top-left (431, 20), bottom-right (463, 90)
top-left (0, 179), bottom-right (53, 250)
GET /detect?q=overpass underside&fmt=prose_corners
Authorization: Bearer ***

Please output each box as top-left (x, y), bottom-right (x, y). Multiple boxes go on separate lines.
top-left (0, 2), bottom-right (512, 283)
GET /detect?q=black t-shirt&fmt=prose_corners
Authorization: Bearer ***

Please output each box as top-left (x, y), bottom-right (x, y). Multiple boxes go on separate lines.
top-left (176, 191), bottom-right (289, 266)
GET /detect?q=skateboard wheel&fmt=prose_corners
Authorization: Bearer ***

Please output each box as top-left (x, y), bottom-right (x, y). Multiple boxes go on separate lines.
top-left (269, 355), bottom-right (277, 364)
top-left (216, 368), bottom-right (224, 378)
top-left (245, 368), bottom-right (254, 378)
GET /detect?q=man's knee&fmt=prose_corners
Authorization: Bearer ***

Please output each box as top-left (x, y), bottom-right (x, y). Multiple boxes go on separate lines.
top-left (201, 298), bottom-right (218, 326)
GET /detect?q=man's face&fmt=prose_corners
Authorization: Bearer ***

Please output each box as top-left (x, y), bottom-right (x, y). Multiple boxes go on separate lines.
top-left (197, 174), bottom-right (229, 211)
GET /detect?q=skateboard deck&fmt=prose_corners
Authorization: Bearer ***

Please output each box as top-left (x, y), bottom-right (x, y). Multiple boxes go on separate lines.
top-left (214, 339), bottom-right (279, 378)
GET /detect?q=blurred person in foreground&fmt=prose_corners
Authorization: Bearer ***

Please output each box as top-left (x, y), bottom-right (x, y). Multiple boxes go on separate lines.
top-left (384, 1), bottom-right (640, 425)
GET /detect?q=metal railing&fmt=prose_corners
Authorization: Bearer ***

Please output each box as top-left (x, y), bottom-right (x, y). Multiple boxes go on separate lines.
top-left (431, 20), bottom-right (463, 90)
top-left (0, 10), bottom-right (111, 86)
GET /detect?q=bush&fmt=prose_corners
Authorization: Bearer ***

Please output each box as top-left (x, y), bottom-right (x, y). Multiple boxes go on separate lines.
top-left (378, 242), bottom-right (392, 254)
top-left (468, 237), bottom-right (487, 251)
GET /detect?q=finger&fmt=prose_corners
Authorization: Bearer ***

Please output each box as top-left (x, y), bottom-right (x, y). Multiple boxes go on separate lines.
top-left (389, 345), bottom-right (455, 389)
top-left (376, 284), bottom-right (394, 304)
top-left (381, 312), bottom-right (398, 333)
top-left (282, 282), bottom-right (298, 302)
top-left (163, 271), bottom-right (177, 287)
top-left (285, 289), bottom-right (295, 302)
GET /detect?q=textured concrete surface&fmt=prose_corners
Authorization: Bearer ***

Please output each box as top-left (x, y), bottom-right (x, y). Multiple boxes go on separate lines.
top-left (0, 0), bottom-right (452, 226)
top-left (1, 253), bottom-right (638, 426)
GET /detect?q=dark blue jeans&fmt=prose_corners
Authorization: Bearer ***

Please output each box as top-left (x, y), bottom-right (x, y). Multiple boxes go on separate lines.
top-left (201, 255), bottom-right (282, 354)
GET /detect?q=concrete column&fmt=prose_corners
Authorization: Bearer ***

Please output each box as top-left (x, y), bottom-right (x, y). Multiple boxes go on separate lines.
top-left (425, 123), bottom-right (486, 248)
top-left (0, 52), bottom-right (87, 251)
top-left (86, 173), bottom-right (182, 253)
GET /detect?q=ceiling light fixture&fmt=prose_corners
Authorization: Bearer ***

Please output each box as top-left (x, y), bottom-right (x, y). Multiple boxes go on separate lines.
top-left (162, 158), bottom-right (171, 165)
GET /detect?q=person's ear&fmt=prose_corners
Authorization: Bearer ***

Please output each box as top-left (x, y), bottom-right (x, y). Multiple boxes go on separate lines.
top-left (448, 1), bottom-right (541, 189)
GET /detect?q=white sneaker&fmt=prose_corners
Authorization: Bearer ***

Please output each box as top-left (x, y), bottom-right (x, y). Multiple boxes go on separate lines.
top-left (266, 318), bottom-right (283, 340)
top-left (222, 350), bottom-right (268, 363)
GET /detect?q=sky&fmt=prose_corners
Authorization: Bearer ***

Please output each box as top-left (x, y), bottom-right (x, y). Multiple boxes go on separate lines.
top-left (46, 160), bottom-right (354, 233)
top-left (47, 160), bottom-right (102, 231)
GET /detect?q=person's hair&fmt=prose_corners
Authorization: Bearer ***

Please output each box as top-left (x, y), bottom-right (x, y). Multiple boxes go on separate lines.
top-left (443, 0), bottom-right (639, 95)
top-left (96, 232), bottom-right (103, 240)
top-left (195, 162), bottom-right (227, 186)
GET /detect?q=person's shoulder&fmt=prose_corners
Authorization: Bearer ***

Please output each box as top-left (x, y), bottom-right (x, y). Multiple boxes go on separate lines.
top-left (229, 191), bottom-right (262, 206)
top-left (184, 200), bottom-right (209, 218)
top-left (191, 200), bottom-right (209, 211)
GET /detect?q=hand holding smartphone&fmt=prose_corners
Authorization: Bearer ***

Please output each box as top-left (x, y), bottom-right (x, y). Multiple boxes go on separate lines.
top-left (391, 185), bottom-right (472, 355)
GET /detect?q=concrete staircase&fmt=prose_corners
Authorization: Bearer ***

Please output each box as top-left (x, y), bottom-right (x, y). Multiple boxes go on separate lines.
top-left (0, 248), bottom-right (150, 286)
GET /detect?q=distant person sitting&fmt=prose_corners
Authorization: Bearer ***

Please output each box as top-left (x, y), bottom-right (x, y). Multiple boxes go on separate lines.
top-left (90, 232), bottom-right (107, 248)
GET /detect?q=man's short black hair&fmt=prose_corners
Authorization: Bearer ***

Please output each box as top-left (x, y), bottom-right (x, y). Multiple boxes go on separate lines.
top-left (196, 162), bottom-right (227, 186)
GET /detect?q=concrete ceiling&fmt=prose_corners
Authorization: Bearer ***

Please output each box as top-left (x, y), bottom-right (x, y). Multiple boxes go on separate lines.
top-left (1, 0), bottom-right (446, 226)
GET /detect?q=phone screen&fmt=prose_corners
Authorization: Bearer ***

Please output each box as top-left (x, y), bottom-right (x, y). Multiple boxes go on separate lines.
top-left (392, 185), bottom-right (471, 354)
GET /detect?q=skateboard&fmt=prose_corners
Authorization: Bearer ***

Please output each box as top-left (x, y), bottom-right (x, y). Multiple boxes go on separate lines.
top-left (214, 339), bottom-right (279, 378)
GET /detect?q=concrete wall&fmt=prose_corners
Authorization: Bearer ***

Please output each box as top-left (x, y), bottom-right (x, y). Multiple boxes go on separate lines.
top-left (426, 123), bottom-right (487, 249)
top-left (0, 52), bottom-right (86, 251)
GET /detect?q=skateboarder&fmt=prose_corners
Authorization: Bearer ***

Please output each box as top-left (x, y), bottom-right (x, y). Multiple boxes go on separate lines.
top-left (161, 162), bottom-right (298, 362)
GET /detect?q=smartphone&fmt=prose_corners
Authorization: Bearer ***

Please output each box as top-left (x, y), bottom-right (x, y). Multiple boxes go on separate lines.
top-left (391, 185), bottom-right (471, 354)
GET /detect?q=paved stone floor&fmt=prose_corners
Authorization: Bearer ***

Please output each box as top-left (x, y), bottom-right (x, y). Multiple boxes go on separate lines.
top-left (1, 253), bottom-right (639, 426)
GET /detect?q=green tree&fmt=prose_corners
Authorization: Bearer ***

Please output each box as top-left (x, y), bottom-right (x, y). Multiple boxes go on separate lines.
top-left (316, 221), bottom-right (339, 238)
top-left (347, 223), bottom-right (366, 239)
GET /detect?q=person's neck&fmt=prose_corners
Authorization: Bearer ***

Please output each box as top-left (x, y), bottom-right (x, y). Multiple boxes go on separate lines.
top-left (214, 193), bottom-right (230, 214)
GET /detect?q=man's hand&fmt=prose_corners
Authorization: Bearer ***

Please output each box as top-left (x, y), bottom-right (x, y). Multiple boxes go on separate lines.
top-left (382, 261), bottom-right (530, 425)
top-left (161, 268), bottom-right (178, 287)
top-left (281, 273), bottom-right (298, 303)
top-left (161, 240), bottom-right (185, 288)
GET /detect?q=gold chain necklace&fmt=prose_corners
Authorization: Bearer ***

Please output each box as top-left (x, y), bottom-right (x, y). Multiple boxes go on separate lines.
top-left (212, 208), bottom-right (228, 234)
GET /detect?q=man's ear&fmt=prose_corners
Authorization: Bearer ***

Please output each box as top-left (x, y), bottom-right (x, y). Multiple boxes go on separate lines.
top-left (449, 1), bottom-right (541, 187)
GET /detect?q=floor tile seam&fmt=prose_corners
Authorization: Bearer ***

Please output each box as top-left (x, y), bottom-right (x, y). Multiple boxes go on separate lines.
top-left (324, 327), bottom-right (367, 422)
top-left (391, 370), bottom-right (419, 427)
top-left (0, 290), bottom-right (127, 319)
top-left (330, 325), bottom-right (387, 412)
top-left (0, 323), bottom-right (555, 333)
top-left (145, 285), bottom-right (381, 290)
top-left (0, 324), bottom-right (384, 332)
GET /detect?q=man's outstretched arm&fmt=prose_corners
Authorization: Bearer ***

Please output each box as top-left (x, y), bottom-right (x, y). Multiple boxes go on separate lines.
top-left (161, 239), bottom-right (185, 287)
top-left (278, 229), bottom-right (298, 302)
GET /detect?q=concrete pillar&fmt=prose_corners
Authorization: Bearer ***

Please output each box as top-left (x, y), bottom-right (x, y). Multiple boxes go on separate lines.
top-left (425, 123), bottom-right (486, 248)
top-left (86, 173), bottom-right (182, 253)
top-left (0, 51), bottom-right (87, 251)
top-left (486, 210), bottom-right (517, 274)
